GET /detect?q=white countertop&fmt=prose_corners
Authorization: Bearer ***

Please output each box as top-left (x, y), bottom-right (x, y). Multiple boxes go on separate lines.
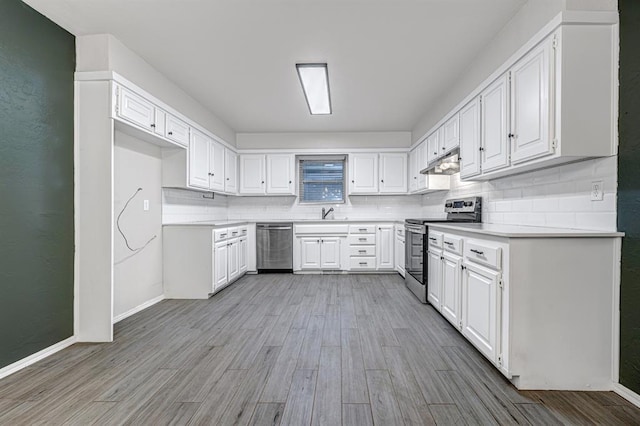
top-left (426, 222), bottom-right (624, 238)
top-left (163, 219), bottom-right (405, 228)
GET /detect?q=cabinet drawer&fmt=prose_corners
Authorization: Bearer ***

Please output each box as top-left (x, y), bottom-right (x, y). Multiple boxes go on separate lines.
top-left (349, 245), bottom-right (376, 256)
top-left (348, 234), bottom-right (376, 245)
top-left (349, 225), bottom-right (376, 234)
top-left (239, 226), bottom-right (248, 237)
top-left (214, 228), bottom-right (230, 242)
top-left (350, 257), bottom-right (376, 270)
top-left (228, 227), bottom-right (241, 239)
top-left (465, 241), bottom-right (502, 270)
top-left (428, 231), bottom-right (443, 248)
top-left (442, 234), bottom-right (463, 255)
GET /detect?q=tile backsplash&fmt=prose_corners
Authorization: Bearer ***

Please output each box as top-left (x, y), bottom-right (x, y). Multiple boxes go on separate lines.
top-left (422, 156), bottom-right (617, 231)
top-left (162, 156), bottom-right (617, 231)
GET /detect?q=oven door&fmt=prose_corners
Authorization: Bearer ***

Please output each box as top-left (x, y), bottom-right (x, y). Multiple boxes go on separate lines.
top-left (405, 223), bottom-right (427, 284)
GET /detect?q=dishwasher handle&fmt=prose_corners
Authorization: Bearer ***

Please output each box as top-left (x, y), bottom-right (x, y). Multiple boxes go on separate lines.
top-left (257, 225), bottom-right (292, 230)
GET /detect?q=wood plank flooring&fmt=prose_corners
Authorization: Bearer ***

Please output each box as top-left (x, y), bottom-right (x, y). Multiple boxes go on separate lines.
top-left (0, 273), bottom-right (639, 425)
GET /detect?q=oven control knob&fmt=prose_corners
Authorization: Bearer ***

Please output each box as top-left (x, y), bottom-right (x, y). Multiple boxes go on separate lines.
top-left (445, 203), bottom-right (453, 208)
top-left (464, 201), bottom-right (473, 207)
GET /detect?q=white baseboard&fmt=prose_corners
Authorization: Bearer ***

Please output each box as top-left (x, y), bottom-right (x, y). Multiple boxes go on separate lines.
top-left (0, 336), bottom-right (76, 381)
top-left (613, 383), bottom-right (640, 408)
top-left (112, 295), bottom-right (164, 324)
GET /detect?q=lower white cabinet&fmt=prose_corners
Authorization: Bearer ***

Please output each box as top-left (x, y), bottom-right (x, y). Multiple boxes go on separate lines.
top-left (441, 251), bottom-right (462, 328)
top-left (426, 248), bottom-right (442, 308)
top-left (299, 238), bottom-right (341, 270)
top-left (461, 261), bottom-right (500, 363)
top-left (320, 238), bottom-right (341, 269)
top-left (376, 225), bottom-right (394, 269)
top-left (395, 225), bottom-right (405, 277)
top-left (164, 225), bottom-right (250, 299)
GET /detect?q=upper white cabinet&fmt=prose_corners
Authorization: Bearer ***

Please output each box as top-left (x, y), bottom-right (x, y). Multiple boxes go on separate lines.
top-left (266, 154), bottom-right (295, 195)
top-left (188, 129), bottom-right (211, 189)
top-left (459, 97), bottom-right (481, 179)
top-left (165, 114), bottom-right (190, 147)
top-left (209, 141), bottom-right (226, 192)
top-left (117, 86), bottom-right (155, 131)
top-left (239, 154), bottom-right (295, 195)
top-left (481, 74), bottom-right (511, 174)
top-left (349, 153), bottom-right (407, 195)
top-left (379, 153), bottom-right (408, 193)
top-left (510, 38), bottom-right (553, 165)
top-left (349, 153), bottom-right (379, 194)
top-left (426, 131), bottom-right (441, 165)
top-left (408, 144), bottom-right (450, 195)
top-left (442, 114), bottom-right (460, 154)
top-left (225, 149), bottom-right (238, 194)
top-left (239, 155), bottom-right (266, 194)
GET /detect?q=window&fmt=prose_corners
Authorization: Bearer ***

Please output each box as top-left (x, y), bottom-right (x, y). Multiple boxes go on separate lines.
top-left (298, 156), bottom-right (346, 203)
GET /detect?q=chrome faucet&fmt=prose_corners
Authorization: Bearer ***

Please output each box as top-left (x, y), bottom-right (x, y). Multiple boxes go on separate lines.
top-left (321, 207), bottom-right (334, 220)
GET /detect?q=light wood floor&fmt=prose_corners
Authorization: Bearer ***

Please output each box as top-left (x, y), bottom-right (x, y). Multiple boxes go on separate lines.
top-left (1, 274), bottom-right (639, 425)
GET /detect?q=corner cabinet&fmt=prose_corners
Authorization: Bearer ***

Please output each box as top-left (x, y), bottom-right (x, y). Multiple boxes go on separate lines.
top-left (239, 154), bottom-right (295, 195)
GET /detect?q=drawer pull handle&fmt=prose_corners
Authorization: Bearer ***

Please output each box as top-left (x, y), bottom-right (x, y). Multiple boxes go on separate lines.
top-left (359, 238), bottom-right (366, 241)
top-left (359, 228), bottom-right (367, 231)
top-left (470, 249), bottom-right (484, 255)
top-left (221, 234), bottom-right (227, 237)
top-left (429, 237), bottom-right (437, 241)
top-left (359, 262), bottom-right (367, 266)
top-left (444, 241), bottom-right (454, 246)
top-left (358, 250), bottom-right (366, 253)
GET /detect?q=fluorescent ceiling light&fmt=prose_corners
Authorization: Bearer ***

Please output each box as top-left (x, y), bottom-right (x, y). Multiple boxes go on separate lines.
top-left (296, 63), bottom-right (332, 115)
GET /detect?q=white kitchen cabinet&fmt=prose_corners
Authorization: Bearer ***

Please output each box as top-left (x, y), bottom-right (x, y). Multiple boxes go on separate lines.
top-left (395, 226), bottom-right (405, 277)
top-left (427, 248), bottom-right (442, 309)
top-left (320, 238), bottom-right (341, 269)
top-left (461, 261), bottom-right (500, 363)
top-left (117, 86), bottom-right (155, 131)
top-left (239, 154), bottom-right (266, 194)
top-left (189, 128), bottom-right (211, 189)
top-left (442, 113), bottom-right (460, 154)
top-left (426, 129), bottom-right (442, 165)
top-left (209, 140), bottom-right (226, 192)
top-left (300, 238), bottom-right (322, 269)
top-left (416, 142), bottom-right (427, 188)
top-left (228, 238), bottom-right (240, 283)
top-left (165, 114), bottom-right (190, 147)
top-left (266, 154), bottom-right (295, 195)
top-left (239, 236), bottom-right (248, 274)
top-left (349, 153), bottom-right (379, 194)
top-left (441, 251), bottom-right (462, 328)
top-left (408, 148), bottom-right (418, 193)
top-left (481, 74), bottom-right (510, 173)
top-left (213, 240), bottom-right (229, 292)
top-left (459, 97), bottom-right (482, 179)
top-left (154, 109), bottom-right (166, 137)
top-left (379, 153), bottom-right (408, 193)
top-left (225, 149), bottom-right (238, 194)
top-left (510, 38), bottom-right (553, 164)
top-left (376, 225), bottom-right (395, 270)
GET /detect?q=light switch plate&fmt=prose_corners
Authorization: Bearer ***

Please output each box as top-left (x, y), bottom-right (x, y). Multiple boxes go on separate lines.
top-left (591, 181), bottom-right (604, 201)
top-left (143, 199), bottom-right (150, 211)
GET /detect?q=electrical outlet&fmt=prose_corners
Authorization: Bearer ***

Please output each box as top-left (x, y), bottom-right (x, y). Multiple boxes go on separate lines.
top-left (143, 199), bottom-right (150, 211)
top-left (591, 181), bottom-right (604, 201)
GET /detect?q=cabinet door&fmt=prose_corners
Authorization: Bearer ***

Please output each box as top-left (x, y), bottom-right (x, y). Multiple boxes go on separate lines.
top-left (379, 154), bottom-right (408, 193)
top-left (266, 154), bottom-right (295, 194)
top-left (395, 235), bottom-right (405, 276)
top-left (443, 114), bottom-right (460, 154)
top-left (510, 39), bottom-right (553, 164)
top-left (409, 149), bottom-right (418, 193)
top-left (481, 74), bottom-right (510, 173)
top-left (214, 241), bottom-right (228, 291)
top-left (117, 86), bottom-right (155, 131)
top-left (462, 262), bottom-right (500, 363)
top-left (459, 97), bottom-right (482, 179)
top-left (165, 114), bottom-right (190, 146)
top-left (228, 239), bottom-right (240, 282)
top-left (154, 109), bottom-right (166, 137)
top-left (320, 238), bottom-right (341, 269)
top-left (209, 141), bottom-right (225, 192)
top-left (239, 155), bottom-right (266, 194)
top-left (376, 225), bottom-right (395, 269)
top-left (225, 149), bottom-right (238, 194)
top-left (189, 129), bottom-right (211, 189)
top-left (427, 249), bottom-right (442, 310)
top-left (300, 238), bottom-right (322, 269)
top-left (239, 237), bottom-right (248, 274)
top-left (441, 252), bottom-right (462, 328)
top-left (426, 131), bottom-right (441, 164)
top-left (349, 153), bottom-right (379, 194)
top-left (416, 142), bottom-right (427, 189)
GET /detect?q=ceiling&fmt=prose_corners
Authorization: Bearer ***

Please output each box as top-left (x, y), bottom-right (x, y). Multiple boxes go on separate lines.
top-left (24, 0), bottom-right (526, 133)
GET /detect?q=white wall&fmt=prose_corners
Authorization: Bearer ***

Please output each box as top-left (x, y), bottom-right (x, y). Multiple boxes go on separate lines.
top-left (422, 156), bottom-right (617, 231)
top-left (236, 132), bottom-right (411, 150)
top-left (113, 131), bottom-right (164, 318)
top-left (162, 188), bottom-right (229, 224)
top-left (77, 34), bottom-right (236, 145)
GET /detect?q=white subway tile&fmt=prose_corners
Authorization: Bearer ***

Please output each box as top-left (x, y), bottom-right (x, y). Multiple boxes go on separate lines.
top-left (575, 212), bottom-right (617, 231)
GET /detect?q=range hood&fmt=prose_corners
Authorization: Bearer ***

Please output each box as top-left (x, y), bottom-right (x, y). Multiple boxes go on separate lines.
top-left (420, 149), bottom-right (460, 176)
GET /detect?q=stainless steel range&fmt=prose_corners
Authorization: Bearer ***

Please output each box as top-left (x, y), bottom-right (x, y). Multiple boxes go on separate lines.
top-left (404, 197), bottom-right (482, 303)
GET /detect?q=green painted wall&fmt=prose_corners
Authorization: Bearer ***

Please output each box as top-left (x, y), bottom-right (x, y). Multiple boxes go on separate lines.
top-left (0, 0), bottom-right (75, 368)
top-left (619, 0), bottom-right (640, 395)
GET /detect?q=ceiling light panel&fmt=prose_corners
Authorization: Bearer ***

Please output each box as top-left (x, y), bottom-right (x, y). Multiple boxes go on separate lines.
top-left (296, 63), bottom-right (332, 115)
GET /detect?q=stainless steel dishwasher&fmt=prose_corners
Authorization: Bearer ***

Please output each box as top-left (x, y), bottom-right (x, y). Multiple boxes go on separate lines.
top-left (256, 223), bottom-right (293, 272)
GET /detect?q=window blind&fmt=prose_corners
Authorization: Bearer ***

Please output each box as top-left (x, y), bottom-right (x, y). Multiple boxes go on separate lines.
top-left (298, 156), bottom-right (346, 203)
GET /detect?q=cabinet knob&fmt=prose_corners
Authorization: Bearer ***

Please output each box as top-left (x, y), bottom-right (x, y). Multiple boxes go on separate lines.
top-left (150, 123), bottom-right (156, 128)
top-left (479, 147), bottom-right (485, 152)
top-left (433, 152), bottom-right (437, 155)
top-left (352, 180), bottom-right (355, 183)
top-left (381, 179), bottom-right (384, 183)
top-left (289, 180), bottom-right (292, 184)
top-left (168, 131), bottom-right (173, 135)
top-left (261, 181), bottom-right (265, 184)
top-left (442, 147), bottom-right (446, 150)
top-left (226, 178), bottom-right (229, 181)
top-left (508, 133), bottom-right (515, 138)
